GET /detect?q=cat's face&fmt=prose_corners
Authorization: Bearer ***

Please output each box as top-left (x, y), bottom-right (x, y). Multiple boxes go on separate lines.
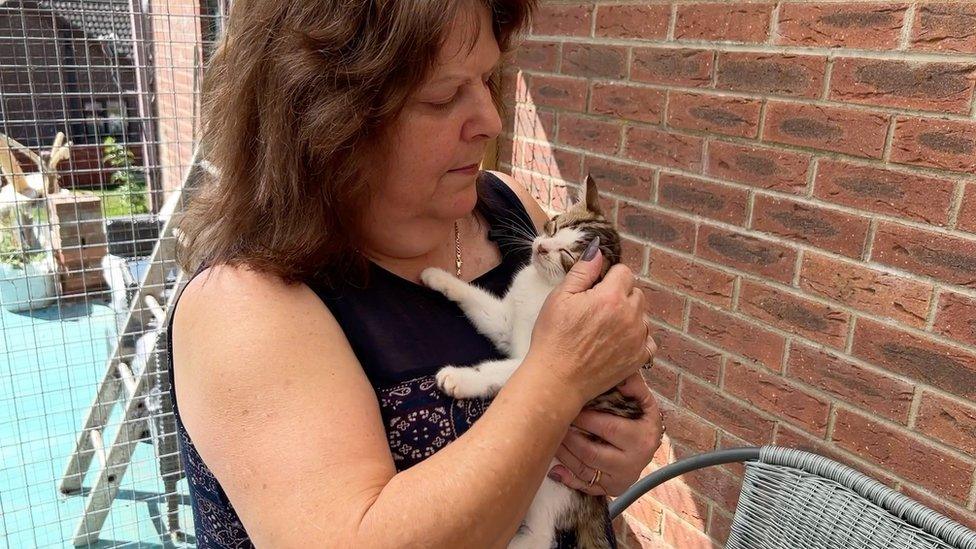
top-left (531, 175), bottom-right (622, 283)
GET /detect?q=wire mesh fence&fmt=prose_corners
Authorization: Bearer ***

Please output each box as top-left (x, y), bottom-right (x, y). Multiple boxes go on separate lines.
top-left (1, 0), bottom-right (224, 546)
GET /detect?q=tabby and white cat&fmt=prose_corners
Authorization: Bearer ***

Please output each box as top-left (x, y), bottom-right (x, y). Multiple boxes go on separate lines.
top-left (421, 174), bottom-right (643, 549)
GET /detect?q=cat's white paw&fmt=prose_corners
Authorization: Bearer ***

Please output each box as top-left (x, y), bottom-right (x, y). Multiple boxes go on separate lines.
top-left (420, 267), bottom-right (455, 294)
top-left (436, 366), bottom-right (490, 399)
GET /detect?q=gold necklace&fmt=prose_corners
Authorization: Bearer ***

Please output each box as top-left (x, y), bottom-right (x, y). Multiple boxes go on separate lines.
top-left (454, 219), bottom-right (462, 277)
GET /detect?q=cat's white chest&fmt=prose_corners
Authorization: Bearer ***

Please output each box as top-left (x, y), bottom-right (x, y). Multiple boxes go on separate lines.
top-left (505, 267), bottom-right (558, 356)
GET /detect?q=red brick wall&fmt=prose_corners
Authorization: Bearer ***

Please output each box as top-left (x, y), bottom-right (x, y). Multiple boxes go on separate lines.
top-left (151, 0), bottom-right (203, 196)
top-left (499, 2), bottom-right (976, 546)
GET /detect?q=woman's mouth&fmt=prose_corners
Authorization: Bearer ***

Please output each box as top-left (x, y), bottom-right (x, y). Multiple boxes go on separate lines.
top-left (449, 163), bottom-right (479, 175)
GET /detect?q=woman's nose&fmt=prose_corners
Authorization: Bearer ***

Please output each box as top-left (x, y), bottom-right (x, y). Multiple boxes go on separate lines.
top-left (462, 85), bottom-right (502, 142)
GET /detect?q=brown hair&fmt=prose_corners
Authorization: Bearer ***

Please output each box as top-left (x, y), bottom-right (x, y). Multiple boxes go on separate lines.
top-left (176, 0), bottom-right (534, 285)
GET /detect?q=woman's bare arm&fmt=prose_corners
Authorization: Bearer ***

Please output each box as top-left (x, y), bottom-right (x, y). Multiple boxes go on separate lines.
top-left (173, 265), bottom-right (584, 548)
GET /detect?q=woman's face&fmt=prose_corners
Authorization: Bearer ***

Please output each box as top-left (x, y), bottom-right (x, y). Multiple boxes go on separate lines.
top-left (364, 5), bottom-right (502, 230)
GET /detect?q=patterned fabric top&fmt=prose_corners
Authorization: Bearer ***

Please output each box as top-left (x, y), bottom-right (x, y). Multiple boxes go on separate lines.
top-left (166, 172), bottom-right (614, 547)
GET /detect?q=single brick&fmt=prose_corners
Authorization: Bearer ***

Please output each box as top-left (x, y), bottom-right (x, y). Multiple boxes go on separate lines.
top-left (619, 201), bottom-right (697, 253)
top-left (706, 141), bottom-right (811, 194)
top-left (620, 237), bottom-right (647, 276)
top-left (583, 156), bottom-right (653, 202)
top-left (829, 58), bottom-right (976, 114)
top-left (916, 391), bottom-right (976, 455)
top-left (649, 248), bottom-right (736, 308)
top-left (681, 464), bottom-right (743, 516)
top-left (595, 3), bottom-right (670, 40)
top-left (561, 43), bottom-right (628, 79)
top-left (667, 91), bottom-right (762, 138)
top-left (697, 223), bottom-right (799, 284)
top-left (664, 512), bottom-right (716, 548)
top-left (832, 407), bottom-right (975, 504)
top-left (890, 117), bottom-right (976, 173)
top-left (813, 160), bottom-right (956, 226)
top-left (526, 74), bottom-right (587, 111)
top-left (933, 291), bottom-right (976, 348)
top-left (752, 194), bottom-right (871, 259)
top-left (675, 2), bottom-right (774, 43)
top-left (624, 126), bottom-right (704, 172)
top-left (852, 318), bottom-right (976, 400)
top-left (644, 360), bottom-right (680, 401)
top-left (557, 113), bottom-right (621, 155)
top-left (688, 302), bottom-right (787, 370)
top-left (511, 140), bottom-right (582, 182)
top-left (800, 252), bottom-right (932, 328)
top-left (621, 236), bottom-right (647, 275)
top-left (775, 423), bottom-right (844, 461)
top-left (777, 3), bottom-right (908, 49)
top-left (763, 101), bottom-right (890, 159)
top-left (725, 359), bottom-right (831, 436)
top-left (656, 485), bottom-right (709, 532)
top-left (533, 3), bottom-right (593, 36)
top-left (788, 342), bottom-right (914, 423)
top-left (660, 400), bottom-right (721, 453)
top-left (911, 3), bottom-right (976, 54)
top-left (642, 283), bottom-right (686, 328)
top-left (738, 279), bottom-right (851, 348)
top-left (960, 183), bottom-right (976, 234)
top-left (680, 376), bottom-right (778, 444)
top-left (590, 82), bottom-right (665, 124)
top-left (507, 104), bottom-right (556, 142)
top-left (716, 52), bottom-right (827, 98)
top-left (626, 498), bottom-right (663, 535)
top-left (709, 511), bottom-right (734, 547)
top-left (658, 173), bottom-right (749, 225)
top-left (516, 40), bottom-right (559, 72)
top-left (632, 47), bottom-right (714, 87)
top-left (654, 328), bottom-right (723, 385)
top-left (872, 221), bottom-right (976, 289)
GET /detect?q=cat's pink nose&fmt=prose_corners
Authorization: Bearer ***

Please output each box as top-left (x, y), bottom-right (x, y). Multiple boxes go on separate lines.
top-left (537, 245), bottom-right (550, 255)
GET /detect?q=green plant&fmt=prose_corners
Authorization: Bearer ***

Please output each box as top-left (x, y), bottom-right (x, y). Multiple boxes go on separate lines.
top-left (102, 136), bottom-right (148, 215)
top-left (0, 211), bottom-right (44, 269)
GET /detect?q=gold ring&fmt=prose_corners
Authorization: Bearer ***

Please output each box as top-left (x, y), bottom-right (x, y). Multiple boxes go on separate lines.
top-left (587, 469), bottom-right (602, 488)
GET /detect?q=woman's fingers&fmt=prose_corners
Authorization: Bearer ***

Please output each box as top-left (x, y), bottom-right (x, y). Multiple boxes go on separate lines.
top-left (599, 263), bottom-right (635, 296)
top-left (572, 410), bottom-right (635, 451)
top-left (548, 463), bottom-right (606, 496)
top-left (552, 443), bottom-right (614, 496)
top-left (553, 428), bottom-right (633, 495)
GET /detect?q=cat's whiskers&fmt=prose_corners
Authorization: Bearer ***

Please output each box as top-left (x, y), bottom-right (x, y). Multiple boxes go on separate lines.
top-left (493, 218), bottom-right (537, 244)
top-left (496, 210), bottom-right (538, 242)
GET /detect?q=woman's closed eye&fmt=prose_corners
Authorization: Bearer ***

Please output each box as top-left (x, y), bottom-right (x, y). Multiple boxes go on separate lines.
top-left (427, 94), bottom-right (458, 108)
top-left (425, 76), bottom-right (492, 109)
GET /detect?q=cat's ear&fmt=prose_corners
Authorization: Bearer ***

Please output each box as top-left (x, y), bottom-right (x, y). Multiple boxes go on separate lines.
top-left (583, 174), bottom-right (602, 215)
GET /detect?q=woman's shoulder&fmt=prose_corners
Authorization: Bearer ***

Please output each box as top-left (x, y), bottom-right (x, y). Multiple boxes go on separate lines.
top-left (483, 170), bottom-right (548, 232)
top-left (171, 263), bottom-right (353, 389)
top-left (176, 263), bottom-right (327, 324)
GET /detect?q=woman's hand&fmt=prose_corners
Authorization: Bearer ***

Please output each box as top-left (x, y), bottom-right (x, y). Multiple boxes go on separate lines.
top-left (526, 238), bottom-right (656, 405)
top-left (548, 373), bottom-right (664, 496)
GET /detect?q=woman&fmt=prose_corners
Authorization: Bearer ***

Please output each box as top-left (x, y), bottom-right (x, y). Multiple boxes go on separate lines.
top-left (170, 0), bottom-right (664, 546)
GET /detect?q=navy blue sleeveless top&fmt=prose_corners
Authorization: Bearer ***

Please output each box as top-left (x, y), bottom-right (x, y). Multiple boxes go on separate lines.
top-left (167, 172), bottom-right (614, 547)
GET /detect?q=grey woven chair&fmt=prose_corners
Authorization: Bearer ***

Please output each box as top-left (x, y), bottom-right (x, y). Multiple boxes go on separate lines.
top-left (611, 446), bottom-right (976, 549)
